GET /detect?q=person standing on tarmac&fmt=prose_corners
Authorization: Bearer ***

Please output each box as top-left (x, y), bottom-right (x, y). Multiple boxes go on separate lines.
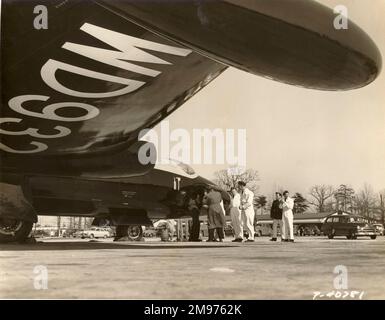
top-left (230, 187), bottom-right (243, 242)
top-left (204, 186), bottom-right (226, 242)
top-left (188, 192), bottom-right (201, 242)
top-left (270, 192), bottom-right (283, 241)
top-left (281, 190), bottom-right (295, 242)
top-left (238, 181), bottom-right (255, 242)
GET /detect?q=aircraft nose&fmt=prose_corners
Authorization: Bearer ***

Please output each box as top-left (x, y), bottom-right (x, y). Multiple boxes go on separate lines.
top-left (219, 0), bottom-right (383, 91)
top-left (226, 0), bottom-right (383, 91)
top-left (348, 29), bottom-right (382, 89)
top-left (310, 14), bottom-right (382, 91)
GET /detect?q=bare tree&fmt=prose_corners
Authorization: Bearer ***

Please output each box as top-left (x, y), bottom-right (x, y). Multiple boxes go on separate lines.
top-left (308, 185), bottom-right (335, 213)
top-left (213, 167), bottom-right (259, 195)
top-left (355, 184), bottom-right (377, 218)
top-left (57, 216), bottom-right (61, 237)
top-left (334, 184), bottom-right (355, 212)
top-left (379, 190), bottom-right (385, 224)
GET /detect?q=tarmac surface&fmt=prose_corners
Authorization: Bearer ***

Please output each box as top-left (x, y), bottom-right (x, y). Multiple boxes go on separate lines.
top-left (1, 236), bottom-right (384, 299)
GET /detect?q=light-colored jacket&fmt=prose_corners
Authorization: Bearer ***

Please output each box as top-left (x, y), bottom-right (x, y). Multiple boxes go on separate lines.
top-left (282, 197), bottom-right (294, 214)
top-left (241, 188), bottom-right (254, 213)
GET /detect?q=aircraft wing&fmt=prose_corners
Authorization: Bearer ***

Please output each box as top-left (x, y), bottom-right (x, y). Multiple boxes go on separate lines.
top-left (1, 0), bottom-right (381, 164)
top-left (1, 0), bottom-right (226, 162)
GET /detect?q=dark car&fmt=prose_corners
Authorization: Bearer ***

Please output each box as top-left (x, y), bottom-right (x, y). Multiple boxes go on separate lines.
top-left (321, 213), bottom-right (377, 240)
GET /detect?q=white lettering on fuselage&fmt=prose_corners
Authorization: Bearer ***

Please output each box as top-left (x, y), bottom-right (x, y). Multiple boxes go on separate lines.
top-left (1, 23), bottom-right (192, 153)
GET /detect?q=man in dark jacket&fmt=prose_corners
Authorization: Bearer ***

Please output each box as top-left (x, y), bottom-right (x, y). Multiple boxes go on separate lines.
top-left (270, 192), bottom-right (283, 241)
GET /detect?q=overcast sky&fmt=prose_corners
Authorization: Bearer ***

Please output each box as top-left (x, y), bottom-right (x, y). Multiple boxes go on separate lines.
top-left (158, 0), bottom-right (385, 197)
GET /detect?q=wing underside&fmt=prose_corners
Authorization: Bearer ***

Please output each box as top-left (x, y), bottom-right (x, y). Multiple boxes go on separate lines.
top-left (0, 0), bottom-right (226, 162)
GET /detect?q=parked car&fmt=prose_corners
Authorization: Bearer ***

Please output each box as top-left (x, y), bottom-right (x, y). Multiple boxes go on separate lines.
top-left (372, 224), bottom-right (384, 236)
top-left (254, 223), bottom-right (274, 237)
top-left (31, 229), bottom-right (50, 238)
top-left (143, 228), bottom-right (157, 238)
top-left (72, 229), bottom-right (85, 238)
top-left (321, 213), bottom-right (377, 240)
top-left (62, 229), bottom-right (78, 238)
top-left (81, 227), bottom-right (111, 239)
top-left (297, 225), bottom-right (321, 236)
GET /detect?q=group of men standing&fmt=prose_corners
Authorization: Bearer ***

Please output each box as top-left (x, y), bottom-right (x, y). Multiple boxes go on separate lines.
top-left (229, 187), bottom-right (295, 243)
top-left (189, 183), bottom-right (295, 243)
top-left (270, 191), bottom-right (295, 242)
top-left (229, 181), bottom-right (256, 242)
top-left (201, 181), bottom-right (255, 242)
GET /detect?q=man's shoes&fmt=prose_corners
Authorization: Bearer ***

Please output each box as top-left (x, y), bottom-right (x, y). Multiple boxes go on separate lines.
top-left (281, 239), bottom-right (288, 242)
top-left (288, 239), bottom-right (295, 243)
top-left (232, 238), bottom-right (243, 242)
top-left (270, 238), bottom-right (277, 242)
top-left (245, 239), bottom-right (255, 242)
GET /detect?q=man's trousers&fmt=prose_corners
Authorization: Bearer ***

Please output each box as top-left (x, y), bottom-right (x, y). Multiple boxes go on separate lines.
top-left (230, 207), bottom-right (243, 239)
top-left (282, 211), bottom-right (294, 240)
top-left (242, 208), bottom-right (255, 240)
top-left (272, 219), bottom-right (283, 239)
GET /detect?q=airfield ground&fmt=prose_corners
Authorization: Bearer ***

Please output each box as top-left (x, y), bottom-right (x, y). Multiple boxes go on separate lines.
top-left (1, 237), bottom-right (384, 299)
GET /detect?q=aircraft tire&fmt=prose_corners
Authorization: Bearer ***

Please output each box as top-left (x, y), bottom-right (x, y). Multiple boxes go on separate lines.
top-left (0, 218), bottom-right (33, 243)
top-left (115, 225), bottom-right (143, 241)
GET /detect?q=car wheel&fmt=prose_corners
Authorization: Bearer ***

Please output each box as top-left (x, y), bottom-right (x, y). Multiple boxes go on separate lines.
top-left (0, 218), bottom-right (33, 243)
top-left (370, 235), bottom-right (377, 240)
top-left (346, 235), bottom-right (351, 240)
top-left (103, 235), bottom-right (108, 239)
top-left (90, 234), bottom-right (94, 239)
top-left (328, 234), bottom-right (334, 239)
top-left (351, 232), bottom-right (357, 240)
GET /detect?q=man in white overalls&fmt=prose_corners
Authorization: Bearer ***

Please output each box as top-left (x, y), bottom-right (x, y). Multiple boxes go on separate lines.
top-left (230, 187), bottom-right (243, 242)
top-left (281, 190), bottom-right (295, 242)
top-left (238, 181), bottom-right (255, 242)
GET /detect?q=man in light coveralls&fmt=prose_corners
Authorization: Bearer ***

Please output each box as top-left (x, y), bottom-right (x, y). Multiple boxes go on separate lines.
top-left (238, 181), bottom-right (255, 242)
top-left (281, 190), bottom-right (295, 242)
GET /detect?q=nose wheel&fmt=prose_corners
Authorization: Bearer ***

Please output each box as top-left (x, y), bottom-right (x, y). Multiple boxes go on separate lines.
top-left (114, 225), bottom-right (143, 241)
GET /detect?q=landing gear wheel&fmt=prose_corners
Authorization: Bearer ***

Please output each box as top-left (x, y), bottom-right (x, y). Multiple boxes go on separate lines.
top-left (0, 218), bottom-right (33, 243)
top-left (115, 225), bottom-right (143, 241)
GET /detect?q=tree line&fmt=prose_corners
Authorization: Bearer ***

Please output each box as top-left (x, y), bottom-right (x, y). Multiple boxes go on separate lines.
top-left (213, 168), bottom-right (385, 222)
